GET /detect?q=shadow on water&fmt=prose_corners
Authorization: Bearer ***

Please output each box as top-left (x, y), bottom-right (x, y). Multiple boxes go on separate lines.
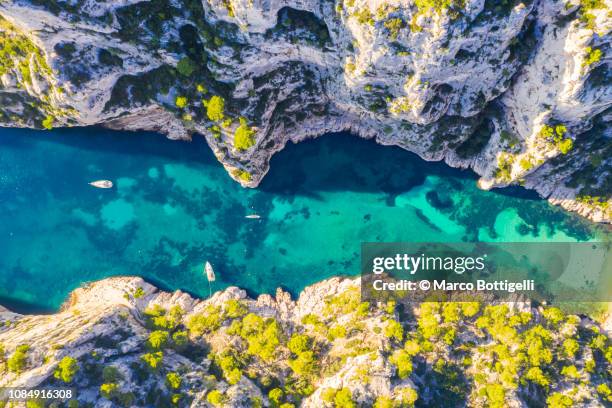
top-left (490, 185), bottom-right (542, 201)
top-left (0, 296), bottom-right (56, 315)
top-left (0, 126), bottom-right (220, 166)
top-left (1, 127), bottom-right (552, 201)
top-left (260, 132), bottom-right (475, 195)
top-left (261, 132), bottom-right (545, 201)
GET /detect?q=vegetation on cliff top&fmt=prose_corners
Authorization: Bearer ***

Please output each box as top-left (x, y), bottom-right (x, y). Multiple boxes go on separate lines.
top-left (1, 282), bottom-right (610, 407)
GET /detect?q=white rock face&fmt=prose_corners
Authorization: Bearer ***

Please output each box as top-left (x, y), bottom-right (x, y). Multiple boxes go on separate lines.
top-left (0, 0), bottom-right (610, 222)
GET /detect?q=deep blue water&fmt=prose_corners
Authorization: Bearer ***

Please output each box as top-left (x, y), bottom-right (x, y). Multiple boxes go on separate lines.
top-left (0, 127), bottom-right (604, 312)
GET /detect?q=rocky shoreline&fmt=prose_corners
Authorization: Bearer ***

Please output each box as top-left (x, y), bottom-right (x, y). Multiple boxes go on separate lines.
top-left (1, 276), bottom-right (611, 407)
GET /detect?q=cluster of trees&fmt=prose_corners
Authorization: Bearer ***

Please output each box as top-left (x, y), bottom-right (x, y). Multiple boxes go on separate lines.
top-left (0, 16), bottom-right (65, 130)
top-left (53, 356), bottom-right (79, 383)
top-left (322, 387), bottom-right (356, 407)
top-left (497, 124), bottom-right (573, 181)
top-left (4, 286), bottom-right (611, 408)
top-left (7, 344), bottom-right (29, 373)
top-left (414, 0), bottom-right (464, 14)
top-left (0, 16), bottom-right (52, 86)
top-left (173, 83), bottom-right (257, 155)
top-left (496, 151), bottom-right (516, 181)
top-left (582, 47), bottom-right (603, 67)
top-left (578, 0), bottom-right (606, 30)
top-left (576, 195), bottom-right (609, 212)
top-left (233, 117), bottom-right (256, 151)
top-left (538, 124), bottom-right (573, 155)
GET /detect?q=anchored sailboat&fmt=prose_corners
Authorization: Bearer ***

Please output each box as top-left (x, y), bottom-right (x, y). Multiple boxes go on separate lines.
top-left (89, 180), bottom-right (113, 189)
top-left (204, 261), bottom-right (215, 297)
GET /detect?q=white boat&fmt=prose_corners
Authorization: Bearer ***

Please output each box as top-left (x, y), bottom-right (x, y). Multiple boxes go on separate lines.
top-left (89, 180), bottom-right (113, 189)
top-left (245, 214), bottom-right (261, 219)
top-left (205, 261), bottom-right (215, 282)
top-left (205, 261), bottom-right (215, 298)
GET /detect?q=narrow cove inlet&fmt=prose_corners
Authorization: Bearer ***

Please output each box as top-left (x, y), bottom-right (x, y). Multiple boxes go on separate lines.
top-left (0, 128), bottom-right (604, 312)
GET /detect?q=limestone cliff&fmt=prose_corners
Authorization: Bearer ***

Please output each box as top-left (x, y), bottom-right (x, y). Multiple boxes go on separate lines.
top-left (0, 277), bottom-right (611, 407)
top-left (0, 0), bottom-right (610, 222)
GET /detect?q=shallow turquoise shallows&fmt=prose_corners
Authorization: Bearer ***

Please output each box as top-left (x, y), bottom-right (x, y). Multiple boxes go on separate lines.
top-left (0, 128), bottom-right (605, 312)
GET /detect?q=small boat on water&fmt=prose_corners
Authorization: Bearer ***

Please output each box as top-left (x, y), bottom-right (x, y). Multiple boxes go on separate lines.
top-left (245, 214), bottom-right (261, 219)
top-left (204, 261), bottom-right (216, 282)
top-left (204, 261), bottom-right (215, 298)
top-left (89, 180), bottom-right (113, 189)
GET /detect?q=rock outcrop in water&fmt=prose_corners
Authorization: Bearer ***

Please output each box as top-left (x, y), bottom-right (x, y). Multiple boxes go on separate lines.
top-left (0, 277), bottom-right (611, 407)
top-left (0, 0), bottom-right (610, 222)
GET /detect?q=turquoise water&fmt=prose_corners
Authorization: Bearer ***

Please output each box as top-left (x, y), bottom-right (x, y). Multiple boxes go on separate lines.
top-left (0, 128), bottom-right (604, 312)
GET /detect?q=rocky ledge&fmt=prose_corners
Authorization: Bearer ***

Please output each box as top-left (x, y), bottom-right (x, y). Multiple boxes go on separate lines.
top-left (0, 276), bottom-right (611, 407)
top-left (0, 0), bottom-right (610, 222)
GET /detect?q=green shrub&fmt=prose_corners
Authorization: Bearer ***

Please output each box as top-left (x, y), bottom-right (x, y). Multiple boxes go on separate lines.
top-left (133, 287), bottom-right (145, 298)
top-left (234, 117), bottom-right (256, 151)
top-left (206, 390), bottom-right (226, 406)
top-left (582, 47), bottom-right (602, 67)
top-left (172, 331), bottom-right (189, 348)
top-left (390, 349), bottom-right (413, 379)
top-left (482, 383), bottom-right (505, 408)
top-left (175, 96), bottom-right (188, 109)
top-left (150, 305), bottom-right (183, 330)
top-left (519, 157), bottom-right (533, 171)
top-left (562, 338), bottom-right (579, 358)
top-left (495, 153), bottom-right (515, 181)
top-left (171, 393), bottom-right (182, 405)
top-left (147, 330), bottom-right (170, 350)
top-left (538, 124), bottom-right (573, 154)
top-left (214, 351), bottom-right (242, 385)
top-left (204, 95), bottom-right (225, 121)
top-left (560, 365), bottom-right (580, 379)
top-left (166, 371), bottom-right (182, 389)
top-left (524, 366), bottom-right (549, 388)
top-left (373, 396), bottom-right (394, 408)
top-left (334, 388), bottom-right (355, 408)
top-left (141, 351), bottom-right (163, 370)
top-left (546, 393), bottom-right (573, 407)
top-left (176, 57), bottom-right (196, 76)
top-left (288, 351), bottom-right (318, 377)
top-left (353, 8), bottom-right (374, 25)
top-left (100, 382), bottom-right (119, 399)
top-left (231, 169), bottom-right (252, 182)
top-left (224, 299), bottom-right (248, 319)
top-left (384, 18), bottom-right (405, 39)
top-left (187, 305), bottom-right (223, 335)
top-left (269, 388), bottom-right (284, 406)
top-left (25, 399), bottom-right (45, 408)
top-left (42, 115), bottom-right (54, 130)
top-left (53, 356), bottom-right (79, 383)
top-left (542, 307), bottom-right (564, 326)
top-left (327, 325), bottom-right (346, 340)
top-left (239, 314), bottom-right (281, 362)
top-left (288, 334), bottom-right (311, 354)
top-left (7, 344), bottom-right (29, 373)
top-left (597, 383), bottom-right (612, 401)
top-left (102, 366), bottom-right (123, 382)
top-left (558, 138), bottom-right (573, 154)
top-left (384, 320), bottom-right (404, 342)
top-left (415, 0), bottom-right (464, 14)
